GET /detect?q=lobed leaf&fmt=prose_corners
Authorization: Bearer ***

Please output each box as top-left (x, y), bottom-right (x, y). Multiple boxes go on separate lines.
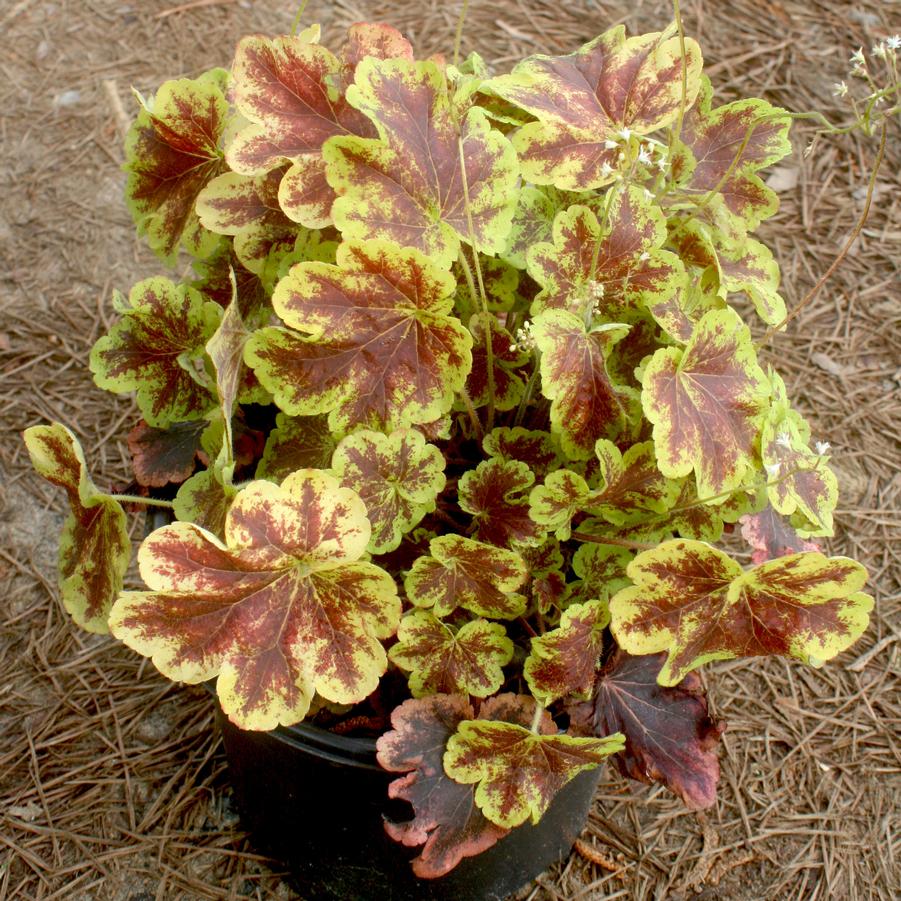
top-left (532, 311), bottom-right (638, 459)
top-left (24, 423), bottom-right (130, 634)
top-left (376, 695), bottom-right (508, 878)
top-left (527, 191), bottom-right (685, 319)
top-left (90, 278), bottom-right (220, 428)
top-left (405, 534), bottom-right (528, 619)
top-left (332, 428), bottom-right (446, 554)
top-left (109, 470), bottom-right (401, 730)
top-left (565, 543), bottom-right (632, 608)
top-left (574, 649), bottom-right (725, 808)
top-left (482, 427), bottom-right (564, 480)
top-left (444, 718), bottom-right (624, 828)
top-left (245, 240), bottom-right (472, 431)
top-left (641, 307), bottom-right (769, 497)
top-left (324, 58), bottom-right (519, 269)
top-left (489, 25), bottom-right (702, 190)
top-left (124, 68), bottom-right (229, 262)
top-left (389, 611), bottom-right (513, 698)
top-left (610, 538), bottom-right (873, 685)
top-left (524, 600), bottom-right (610, 705)
top-left (673, 76), bottom-right (792, 232)
top-left (458, 458), bottom-right (545, 548)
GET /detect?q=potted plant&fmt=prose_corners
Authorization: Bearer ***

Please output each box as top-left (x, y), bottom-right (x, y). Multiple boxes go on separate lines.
top-left (24, 13), bottom-right (884, 901)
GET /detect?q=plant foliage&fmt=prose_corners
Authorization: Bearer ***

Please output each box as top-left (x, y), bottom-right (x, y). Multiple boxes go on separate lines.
top-left (26, 16), bottom-right (874, 881)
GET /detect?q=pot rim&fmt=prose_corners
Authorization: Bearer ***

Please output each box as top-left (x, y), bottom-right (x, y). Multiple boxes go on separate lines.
top-left (205, 681), bottom-right (382, 770)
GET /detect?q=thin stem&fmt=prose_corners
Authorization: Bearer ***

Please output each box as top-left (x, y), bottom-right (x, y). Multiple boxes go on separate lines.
top-left (457, 385), bottom-right (484, 442)
top-left (530, 702), bottom-right (545, 735)
top-left (453, 0), bottom-right (470, 68)
top-left (457, 146), bottom-right (496, 430)
top-left (513, 356), bottom-right (541, 428)
top-left (669, 0), bottom-right (689, 150)
top-left (570, 531), bottom-right (656, 551)
top-left (757, 121), bottom-right (887, 348)
top-left (289, 0), bottom-right (310, 35)
top-left (110, 494), bottom-right (174, 509)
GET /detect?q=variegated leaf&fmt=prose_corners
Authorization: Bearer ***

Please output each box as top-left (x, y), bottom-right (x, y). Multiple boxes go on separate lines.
top-left (124, 68), bottom-right (229, 262)
top-left (109, 470), bottom-right (401, 730)
top-left (90, 278), bottom-right (220, 428)
top-left (610, 538), bottom-right (873, 685)
top-left (642, 307), bottom-right (769, 497)
top-left (245, 240), bottom-right (472, 431)
top-left (489, 25), bottom-right (702, 190)
top-left (405, 535), bottom-right (528, 619)
top-left (24, 424), bottom-right (130, 634)
top-left (389, 611), bottom-right (513, 697)
top-left (524, 600), bottom-right (610, 705)
top-left (324, 58), bottom-right (518, 268)
top-left (332, 429), bottom-right (446, 554)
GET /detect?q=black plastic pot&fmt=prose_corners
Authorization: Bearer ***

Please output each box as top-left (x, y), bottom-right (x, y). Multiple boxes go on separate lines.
top-left (216, 705), bottom-right (600, 901)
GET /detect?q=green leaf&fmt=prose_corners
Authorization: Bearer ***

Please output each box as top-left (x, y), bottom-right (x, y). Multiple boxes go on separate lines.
top-left (610, 538), bottom-right (873, 685)
top-left (90, 278), bottom-right (221, 428)
top-left (332, 428), bottom-right (446, 554)
top-left (488, 25), bottom-right (702, 190)
top-left (532, 311), bottom-right (638, 459)
top-left (482, 428), bottom-right (564, 480)
top-left (641, 307), bottom-right (770, 497)
top-left (24, 423), bottom-right (130, 634)
top-left (524, 600), bottom-right (610, 705)
top-left (444, 717), bottom-right (624, 828)
top-left (565, 543), bottom-right (632, 608)
top-left (245, 240), bottom-right (473, 431)
top-left (405, 535), bottom-right (528, 619)
top-left (125, 68), bottom-right (229, 262)
top-left (389, 611), bottom-right (513, 698)
top-left (324, 58), bottom-right (519, 269)
top-left (109, 470), bottom-right (401, 730)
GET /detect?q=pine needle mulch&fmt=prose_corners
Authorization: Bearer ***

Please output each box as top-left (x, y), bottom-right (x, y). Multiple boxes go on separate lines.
top-left (0, 1), bottom-right (898, 899)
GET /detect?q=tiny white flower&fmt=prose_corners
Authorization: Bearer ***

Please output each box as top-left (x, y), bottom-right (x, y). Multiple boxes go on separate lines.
top-left (832, 81), bottom-right (848, 97)
top-left (604, 139), bottom-right (619, 150)
top-left (637, 146), bottom-right (653, 165)
top-left (850, 47), bottom-right (866, 66)
top-left (815, 441), bottom-right (831, 455)
top-left (764, 462), bottom-right (781, 478)
top-left (587, 280), bottom-right (605, 299)
top-left (618, 127), bottom-right (632, 141)
top-left (643, 188), bottom-right (654, 200)
top-left (776, 432), bottom-right (793, 450)
top-left (872, 42), bottom-right (888, 60)
top-left (887, 35), bottom-right (901, 51)
top-left (639, 252), bottom-right (650, 262)
top-left (656, 155), bottom-right (668, 171)
top-left (599, 161), bottom-right (614, 178)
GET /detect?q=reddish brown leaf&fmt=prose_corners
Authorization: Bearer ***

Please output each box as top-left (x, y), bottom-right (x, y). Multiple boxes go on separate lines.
top-left (740, 504), bottom-right (821, 565)
top-left (127, 419), bottom-right (207, 487)
top-left (376, 695), bottom-right (508, 878)
top-left (576, 649), bottom-right (725, 809)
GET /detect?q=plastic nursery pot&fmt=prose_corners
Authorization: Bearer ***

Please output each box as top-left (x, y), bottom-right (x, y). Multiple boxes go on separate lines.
top-left (215, 703), bottom-right (601, 901)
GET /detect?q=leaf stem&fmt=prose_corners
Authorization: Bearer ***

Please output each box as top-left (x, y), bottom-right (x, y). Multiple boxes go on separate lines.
top-left (513, 355), bottom-right (541, 428)
top-left (669, 0), bottom-right (689, 150)
top-left (756, 122), bottom-right (888, 348)
top-left (570, 531), bottom-right (656, 551)
top-left (530, 701), bottom-right (545, 734)
top-left (109, 494), bottom-right (175, 509)
top-left (457, 385), bottom-right (484, 442)
top-left (289, 0), bottom-right (310, 35)
top-left (453, 0), bottom-right (470, 68)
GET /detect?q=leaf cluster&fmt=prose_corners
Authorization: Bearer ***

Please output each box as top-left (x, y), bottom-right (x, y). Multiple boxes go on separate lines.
top-left (25, 18), bottom-right (873, 879)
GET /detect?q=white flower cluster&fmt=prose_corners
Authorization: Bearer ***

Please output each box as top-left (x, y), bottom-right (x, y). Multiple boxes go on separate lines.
top-left (509, 320), bottom-right (536, 354)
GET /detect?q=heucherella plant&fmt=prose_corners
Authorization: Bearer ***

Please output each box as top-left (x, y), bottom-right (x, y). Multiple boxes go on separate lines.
top-left (25, 18), bottom-right (877, 879)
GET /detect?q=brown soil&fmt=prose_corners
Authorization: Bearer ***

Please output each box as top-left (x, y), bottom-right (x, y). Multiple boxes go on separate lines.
top-left (1, 1), bottom-right (898, 899)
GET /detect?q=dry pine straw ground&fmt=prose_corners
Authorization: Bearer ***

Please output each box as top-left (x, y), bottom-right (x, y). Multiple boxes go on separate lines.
top-left (0, 0), bottom-right (898, 899)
